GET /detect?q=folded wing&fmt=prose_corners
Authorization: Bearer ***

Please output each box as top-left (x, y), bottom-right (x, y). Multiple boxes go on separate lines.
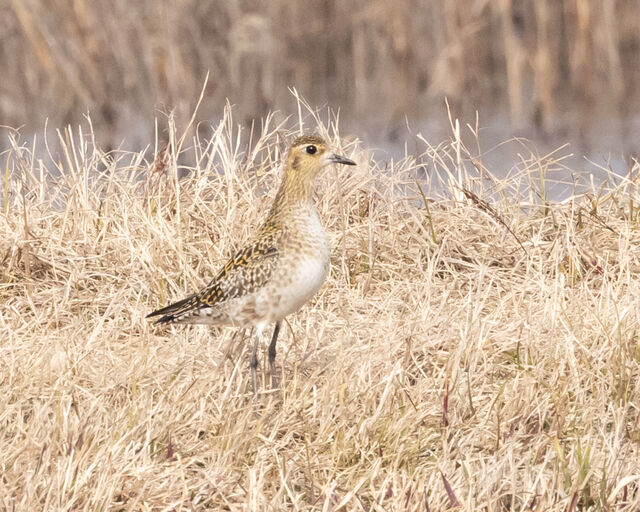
top-left (147, 233), bottom-right (281, 324)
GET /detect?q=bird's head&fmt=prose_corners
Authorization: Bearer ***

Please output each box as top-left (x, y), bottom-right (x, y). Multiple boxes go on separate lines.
top-left (286, 135), bottom-right (356, 183)
top-left (271, 135), bottom-right (356, 207)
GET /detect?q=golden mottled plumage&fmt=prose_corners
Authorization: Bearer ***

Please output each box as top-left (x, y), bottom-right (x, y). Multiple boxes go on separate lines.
top-left (147, 135), bottom-right (356, 395)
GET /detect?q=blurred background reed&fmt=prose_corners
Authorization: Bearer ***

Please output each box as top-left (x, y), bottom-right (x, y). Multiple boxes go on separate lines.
top-left (2, 0), bottom-right (639, 156)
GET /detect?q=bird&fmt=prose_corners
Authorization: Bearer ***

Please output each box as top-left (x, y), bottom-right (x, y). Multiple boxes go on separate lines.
top-left (147, 135), bottom-right (356, 396)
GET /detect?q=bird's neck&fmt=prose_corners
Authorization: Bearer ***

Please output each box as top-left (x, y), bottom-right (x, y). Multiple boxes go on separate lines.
top-left (268, 171), bottom-right (315, 218)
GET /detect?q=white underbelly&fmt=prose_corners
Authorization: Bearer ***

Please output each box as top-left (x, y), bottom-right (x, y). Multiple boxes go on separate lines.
top-left (281, 255), bottom-right (329, 313)
top-left (258, 206), bottom-right (330, 321)
top-left (264, 248), bottom-right (330, 321)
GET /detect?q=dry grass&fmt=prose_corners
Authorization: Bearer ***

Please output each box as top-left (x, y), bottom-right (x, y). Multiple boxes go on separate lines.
top-left (2, 104), bottom-right (640, 511)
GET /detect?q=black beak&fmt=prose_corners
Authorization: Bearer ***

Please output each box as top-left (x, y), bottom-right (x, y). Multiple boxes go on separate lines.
top-left (329, 153), bottom-right (356, 166)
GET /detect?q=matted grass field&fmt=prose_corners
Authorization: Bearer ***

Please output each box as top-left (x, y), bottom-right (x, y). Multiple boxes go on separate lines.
top-left (2, 108), bottom-right (640, 511)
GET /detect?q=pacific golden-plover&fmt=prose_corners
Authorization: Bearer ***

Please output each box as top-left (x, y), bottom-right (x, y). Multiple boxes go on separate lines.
top-left (147, 135), bottom-right (356, 395)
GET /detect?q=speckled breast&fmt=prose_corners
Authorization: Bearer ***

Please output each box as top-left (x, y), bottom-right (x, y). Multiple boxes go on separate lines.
top-left (263, 207), bottom-right (330, 321)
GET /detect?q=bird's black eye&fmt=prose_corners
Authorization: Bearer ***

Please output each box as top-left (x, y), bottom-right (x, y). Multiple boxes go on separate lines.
top-left (306, 145), bottom-right (317, 155)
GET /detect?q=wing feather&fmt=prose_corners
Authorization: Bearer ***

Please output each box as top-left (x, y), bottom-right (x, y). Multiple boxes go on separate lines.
top-left (147, 232), bottom-right (281, 323)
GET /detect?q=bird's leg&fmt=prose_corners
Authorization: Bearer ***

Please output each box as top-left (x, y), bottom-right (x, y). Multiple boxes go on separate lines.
top-left (250, 330), bottom-right (260, 398)
top-left (268, 321), bottom-right (281, 388)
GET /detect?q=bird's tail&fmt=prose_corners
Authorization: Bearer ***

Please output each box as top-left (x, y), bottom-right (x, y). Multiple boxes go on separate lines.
top-left (146, 293), bottom-right (200, 324)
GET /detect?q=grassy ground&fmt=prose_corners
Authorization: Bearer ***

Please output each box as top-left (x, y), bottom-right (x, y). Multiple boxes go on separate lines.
top-left (2, 108), bottom-right (640, 511)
